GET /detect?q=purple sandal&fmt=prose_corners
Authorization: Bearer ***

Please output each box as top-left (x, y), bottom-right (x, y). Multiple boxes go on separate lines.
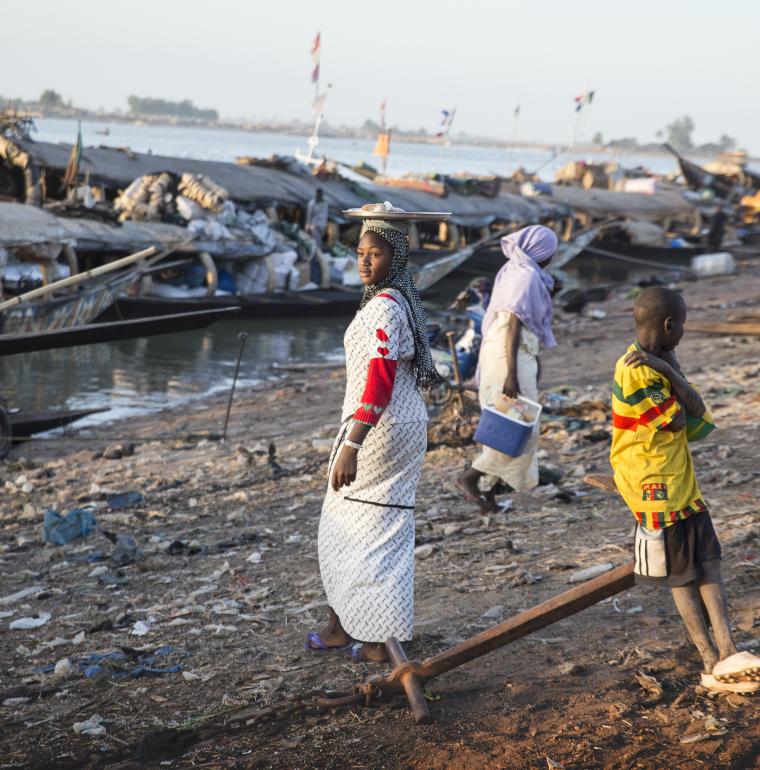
top-left (304, 631), bottom-right (352, 653)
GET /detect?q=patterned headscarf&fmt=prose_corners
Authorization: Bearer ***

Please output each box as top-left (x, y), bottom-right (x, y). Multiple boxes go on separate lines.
top-left (359, 221), bottom-right (445, 390)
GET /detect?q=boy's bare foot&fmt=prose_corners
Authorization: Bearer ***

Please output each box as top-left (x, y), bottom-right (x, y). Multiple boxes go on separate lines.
top-left (350, 642), bottom-right (390, 663)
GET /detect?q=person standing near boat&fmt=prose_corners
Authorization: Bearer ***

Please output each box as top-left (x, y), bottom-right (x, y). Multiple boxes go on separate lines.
top-left (305, 188), bottom-right (329, 285)
top-left (305, 187), bottom-right (329, 248)
top-left (308, 203), bottom-right (445, 663)
top-left (706, 203), bottom-right (727, 253)
top-left (457, 225), bottom-right (560, 513)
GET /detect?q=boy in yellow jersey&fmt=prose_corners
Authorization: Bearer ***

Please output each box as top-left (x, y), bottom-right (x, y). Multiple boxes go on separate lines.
top-left (610, 287), bottom-right (760, 692)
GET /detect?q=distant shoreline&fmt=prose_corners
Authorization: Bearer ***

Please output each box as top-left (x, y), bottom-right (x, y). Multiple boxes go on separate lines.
top-left (21, 111), bottom-right (749, 163)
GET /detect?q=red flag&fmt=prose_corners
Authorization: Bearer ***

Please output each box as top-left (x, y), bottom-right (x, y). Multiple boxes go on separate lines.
top-left (311, 31), bottom-right (321, 83)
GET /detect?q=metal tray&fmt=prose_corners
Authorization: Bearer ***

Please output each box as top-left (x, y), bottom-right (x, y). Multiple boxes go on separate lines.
top-left (343, 208), bottom-right (451, 221)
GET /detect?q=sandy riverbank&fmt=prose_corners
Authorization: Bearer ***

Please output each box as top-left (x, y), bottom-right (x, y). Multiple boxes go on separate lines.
top-left (1, 265), bottom-right (759, 769)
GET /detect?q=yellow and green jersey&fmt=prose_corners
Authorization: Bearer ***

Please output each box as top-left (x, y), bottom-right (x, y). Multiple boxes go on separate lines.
top-left (610, 342), bottom-right (708, 529)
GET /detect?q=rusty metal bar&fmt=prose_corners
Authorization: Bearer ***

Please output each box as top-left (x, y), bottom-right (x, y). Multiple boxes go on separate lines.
top-left (385, 638), bottom-right (431, 724)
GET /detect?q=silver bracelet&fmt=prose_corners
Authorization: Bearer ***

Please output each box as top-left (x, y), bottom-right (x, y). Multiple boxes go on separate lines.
top-left (343, 439), bottom-right (363, 451)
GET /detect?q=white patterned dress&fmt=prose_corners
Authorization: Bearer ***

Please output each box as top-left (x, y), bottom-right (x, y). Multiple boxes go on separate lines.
top-left (318, 289), bottom-right (428, 643)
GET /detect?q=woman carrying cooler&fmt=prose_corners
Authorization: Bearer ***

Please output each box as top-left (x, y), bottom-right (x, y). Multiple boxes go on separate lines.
top-left (457, 225), bottom-right (560, 512)
top-left (307, 203), bottom-right (445, 663)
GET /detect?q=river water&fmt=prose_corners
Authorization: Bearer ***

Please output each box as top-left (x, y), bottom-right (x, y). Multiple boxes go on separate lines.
top-left (2, 120), bottom-right (677, 428)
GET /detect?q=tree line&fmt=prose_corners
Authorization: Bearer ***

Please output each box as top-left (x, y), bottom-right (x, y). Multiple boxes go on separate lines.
top-left (127, 96), bottom-right (218, 121)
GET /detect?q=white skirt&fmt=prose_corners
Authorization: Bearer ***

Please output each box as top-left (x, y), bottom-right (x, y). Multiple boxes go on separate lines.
top-left (318, 419), bottom-right (427, 642)
top-left (472, 312), bottom-right (540, 492)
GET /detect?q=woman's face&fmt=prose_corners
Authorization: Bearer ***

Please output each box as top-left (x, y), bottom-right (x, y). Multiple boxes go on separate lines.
top-left (357, 232), bottom-right (394, 285)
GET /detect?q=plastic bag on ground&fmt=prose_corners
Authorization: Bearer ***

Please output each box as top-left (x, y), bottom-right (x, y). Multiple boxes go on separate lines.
top-left (43, 509), bottom-right (97, 546)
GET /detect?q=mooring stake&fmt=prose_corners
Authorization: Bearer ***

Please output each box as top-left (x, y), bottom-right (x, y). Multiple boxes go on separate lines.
top-left (223, 331), bottom-right (249, 440)
top-left (445, 330), bottom-right (466, 412)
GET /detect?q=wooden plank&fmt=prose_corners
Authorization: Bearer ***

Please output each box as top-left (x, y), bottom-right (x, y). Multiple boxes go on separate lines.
top-left (688, 322), bottom-right (760, 336)
top-left (417, 563), bottom-right (635, 680)
top-left (583, 474), bottom-right (617, 492)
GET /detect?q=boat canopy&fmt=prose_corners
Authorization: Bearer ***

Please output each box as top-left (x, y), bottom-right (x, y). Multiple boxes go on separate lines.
top-left (1, 137), bottom-right (580, 227)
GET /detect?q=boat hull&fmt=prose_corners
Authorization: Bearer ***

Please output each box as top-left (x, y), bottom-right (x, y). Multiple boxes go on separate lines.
top-left (0, 307), bottom-right (240, 356)
top-left (0, 281), bottom-right (121, 335)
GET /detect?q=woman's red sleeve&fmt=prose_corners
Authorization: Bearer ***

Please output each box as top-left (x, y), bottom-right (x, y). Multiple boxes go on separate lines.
top-left (352, 293), bottom-right (401, 426)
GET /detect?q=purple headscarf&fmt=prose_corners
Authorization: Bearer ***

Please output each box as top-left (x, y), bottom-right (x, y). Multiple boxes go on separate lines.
top-left (481, 225), bottom-right (558, 348)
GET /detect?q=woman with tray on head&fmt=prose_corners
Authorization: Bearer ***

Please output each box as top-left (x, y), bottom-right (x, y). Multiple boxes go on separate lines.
top-left (457, 224), bottom-right (561, 513)
top-left (306, 202), bottom-right (448, 663)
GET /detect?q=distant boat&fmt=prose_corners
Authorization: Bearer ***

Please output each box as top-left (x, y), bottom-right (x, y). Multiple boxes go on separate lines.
top-left (663, 143), bottom-right (735, 198)
top-left (96, 126), bottom-right (110, 136)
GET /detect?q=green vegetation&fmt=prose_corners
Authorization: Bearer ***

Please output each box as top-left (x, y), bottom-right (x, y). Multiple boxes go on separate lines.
top-left (664, 115), bottom-right (695, 151)
top-left (604, 117), bottom-right (739, 156)
top-left (39, 89), bottom-right (64, 111)
top-left (127, 96), bottom-right (218, 121)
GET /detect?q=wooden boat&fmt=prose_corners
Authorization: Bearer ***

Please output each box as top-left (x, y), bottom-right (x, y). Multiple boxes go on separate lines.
top-left (579, 239), bottom-right (703, 268)
top-left (10, 407), bottom-right (110, 437)
top-left (0, 404), bottom-right (110, 458)
top-left (0, 307), bottom-right (239, 356)
top-left (664, 144), bottom-right (736, 198)
top-left (0, 276), bottom-right (127, 335)
top-left (106, 235), bottom-right (502, 319)
top-left (453, 227), bottom-right (599, 277)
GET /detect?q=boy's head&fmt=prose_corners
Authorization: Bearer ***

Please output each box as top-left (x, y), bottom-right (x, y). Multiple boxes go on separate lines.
top-left (633, 287), bottom-right (686, 352)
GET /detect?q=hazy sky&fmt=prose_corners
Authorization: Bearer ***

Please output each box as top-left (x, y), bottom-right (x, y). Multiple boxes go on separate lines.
top-left (3, 0), bottom-right (756, 150)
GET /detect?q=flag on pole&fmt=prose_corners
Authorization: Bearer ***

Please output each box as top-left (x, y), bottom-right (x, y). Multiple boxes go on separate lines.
top-left (311, 32), bottom-right (321, 83)
top-left (62, 121), bottom-right (83, 188)
top-left (435, 107), bottom-right (456, 138)
top-left (379, 99), bottom-right (387, 130)
top-left (574, 90), bottom-right (596, 112)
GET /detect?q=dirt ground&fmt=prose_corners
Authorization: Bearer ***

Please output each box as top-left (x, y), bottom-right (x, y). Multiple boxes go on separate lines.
top-left (1, 265), bottom-right (759, 769)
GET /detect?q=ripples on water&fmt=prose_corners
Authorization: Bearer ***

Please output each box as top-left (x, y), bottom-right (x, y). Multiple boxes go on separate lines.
top-left (2, 318), bottom-right (349, 427)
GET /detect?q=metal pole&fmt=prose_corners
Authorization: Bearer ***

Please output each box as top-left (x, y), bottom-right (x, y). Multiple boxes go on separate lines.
top-left (446, 331), bottom-right (465, 412)
top-left (223, 332), bottom-right (248, 440)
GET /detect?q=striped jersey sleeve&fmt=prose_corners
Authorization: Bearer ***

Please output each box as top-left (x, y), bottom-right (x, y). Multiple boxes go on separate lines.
top-left (612, 360), bottom-right (681, 432)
